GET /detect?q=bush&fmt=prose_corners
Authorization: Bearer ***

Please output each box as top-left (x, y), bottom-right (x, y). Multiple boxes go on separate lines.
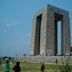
top-left (59, 56), bottom-right (72, 72)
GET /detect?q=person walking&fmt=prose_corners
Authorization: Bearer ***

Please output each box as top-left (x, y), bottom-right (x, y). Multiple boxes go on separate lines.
top-left (13, 61), bottom-right (21, 72)
top-left (4, 60), bottom-right (10, 72)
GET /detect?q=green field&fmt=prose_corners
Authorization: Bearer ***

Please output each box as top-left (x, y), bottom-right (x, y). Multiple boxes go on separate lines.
top-left (0, 62), bottom-right (60, 72)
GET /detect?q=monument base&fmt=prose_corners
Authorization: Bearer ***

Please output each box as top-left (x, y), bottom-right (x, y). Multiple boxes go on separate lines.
top-left (16, 56), bottom-right (72, 64)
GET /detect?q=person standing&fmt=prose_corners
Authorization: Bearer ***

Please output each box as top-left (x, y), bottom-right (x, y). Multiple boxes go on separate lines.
top-left (13, 61), bottom-right (21, 72)
top-left (41, 62), bottom-right (45, 72)
top-left (4, 60), bottom-right (10, 72)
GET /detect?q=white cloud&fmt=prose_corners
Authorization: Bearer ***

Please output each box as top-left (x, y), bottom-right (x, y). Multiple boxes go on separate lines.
top-left (6, 23), bottom-right (18, 28)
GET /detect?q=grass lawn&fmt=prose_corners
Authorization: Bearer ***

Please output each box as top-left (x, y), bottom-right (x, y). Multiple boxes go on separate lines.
top-left (0, 62), bottom-right (61, 72)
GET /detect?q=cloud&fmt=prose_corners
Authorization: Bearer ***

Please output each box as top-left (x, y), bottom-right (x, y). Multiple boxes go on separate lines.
top-left (6, 23), bottom-right (17, 28)
top-left (6, 24), bottom-right (12, 27)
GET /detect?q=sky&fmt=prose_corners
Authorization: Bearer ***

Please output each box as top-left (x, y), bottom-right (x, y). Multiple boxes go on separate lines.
top-left (0, 0), bottom-right (72, 56)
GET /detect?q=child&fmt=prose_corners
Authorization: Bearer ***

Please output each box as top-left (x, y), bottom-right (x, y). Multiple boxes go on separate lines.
top-left (13, 61), bottom-right (21, 72)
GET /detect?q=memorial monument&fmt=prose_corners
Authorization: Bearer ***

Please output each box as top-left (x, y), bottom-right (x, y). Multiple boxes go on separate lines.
top-left (31, 4), bottom-right (71, 56)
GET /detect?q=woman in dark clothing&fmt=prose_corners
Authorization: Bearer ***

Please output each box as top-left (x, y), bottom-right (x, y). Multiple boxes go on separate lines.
top-left (13, 61), bottom-right (21, 72)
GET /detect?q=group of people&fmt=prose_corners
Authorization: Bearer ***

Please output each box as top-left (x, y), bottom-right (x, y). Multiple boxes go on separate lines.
top-left (4, 60), bottom-right (45, 72)
top-left (5, 60), bottom-right (21, 72)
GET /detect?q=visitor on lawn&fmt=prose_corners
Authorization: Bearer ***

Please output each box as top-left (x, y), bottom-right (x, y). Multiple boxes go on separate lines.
top-left (13, 61), bottom-right (21, 72)
top-left (4, 60), bottom-right (10, 72)
top-left (41, 62), bottom-right (45, 72)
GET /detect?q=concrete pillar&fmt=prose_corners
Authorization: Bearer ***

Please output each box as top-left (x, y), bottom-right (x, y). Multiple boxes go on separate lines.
top-left (62, 15), bottom-right (71, 55)
top-left (40, 9), bottom-right (47, 56)
top-left (31, 17), bottom-right (36, 55)
top-left (46, 10), bottom-right (55, 55)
